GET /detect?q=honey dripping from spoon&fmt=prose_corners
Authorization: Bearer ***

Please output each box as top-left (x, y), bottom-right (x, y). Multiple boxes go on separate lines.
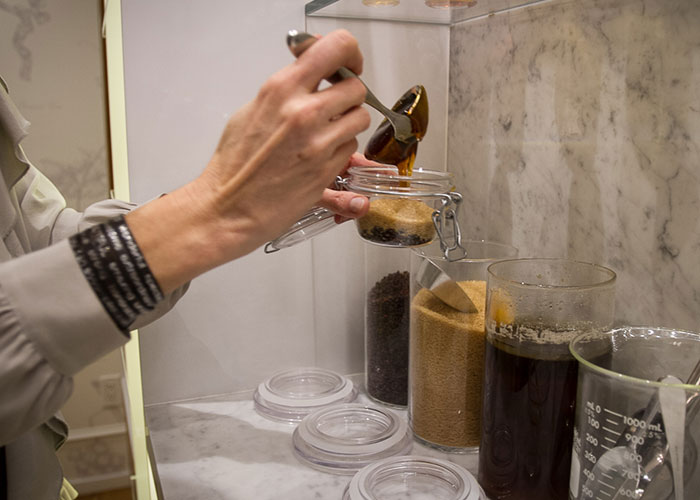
top-left (364, 85), bottom-right (428, 176)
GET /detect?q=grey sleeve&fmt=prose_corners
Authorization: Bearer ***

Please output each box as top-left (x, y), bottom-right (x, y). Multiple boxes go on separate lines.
top-left (0, 197), bottom-right (189, 446)
top-left (0, 240), bottom-right (126, 446)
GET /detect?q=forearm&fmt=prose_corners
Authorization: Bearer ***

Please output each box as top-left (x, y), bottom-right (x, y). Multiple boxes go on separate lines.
top-left (124, 176), bottom-right (258, 295)
top-left (126, 30), bottom-right (373, 294)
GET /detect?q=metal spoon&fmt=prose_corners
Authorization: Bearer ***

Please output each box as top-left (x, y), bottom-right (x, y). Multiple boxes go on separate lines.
top-left (416, 257), bottom-right (477, 313)
top-left (286, 30), bottom-right (414, 144)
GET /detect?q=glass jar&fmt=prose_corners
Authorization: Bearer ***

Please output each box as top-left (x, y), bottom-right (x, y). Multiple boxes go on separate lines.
top-left (478, 259), bottom-right (616, 500)
top-left (342, 455), bottom-right (485, 500)
top-left (264, 166), bottom-right (465, 257)
top-left (364, 245), bottom-right (411, 407)
top-left (343, 166), bottom-right (459, 250)
top-left (408, 240), bottom-right (518, 453)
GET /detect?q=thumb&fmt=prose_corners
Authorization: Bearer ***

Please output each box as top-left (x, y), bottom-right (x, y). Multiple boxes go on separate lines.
top-left (317, 188), bottom-right (369, 221)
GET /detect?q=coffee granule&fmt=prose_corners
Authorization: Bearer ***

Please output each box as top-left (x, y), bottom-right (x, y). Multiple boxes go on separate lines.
top-left (356, 198), bottom-right (435, 247)
top-left (409, 280), bottom-right (486, 448)
top-left (366, 271), bottom-right (410, 406)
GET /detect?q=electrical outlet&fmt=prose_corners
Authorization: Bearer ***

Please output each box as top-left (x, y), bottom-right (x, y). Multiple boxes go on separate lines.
top-left (98, 374), bottom-right (122, 408)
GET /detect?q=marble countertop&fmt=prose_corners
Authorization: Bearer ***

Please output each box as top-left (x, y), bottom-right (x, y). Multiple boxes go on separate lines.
top-left (145, 379), bottom-right (480, 500)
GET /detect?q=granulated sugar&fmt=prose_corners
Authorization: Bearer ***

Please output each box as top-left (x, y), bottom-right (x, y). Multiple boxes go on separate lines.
top-left (409, 280), bottom-right (486, 449)
top-left (356, 198), bottom-right (435, 246)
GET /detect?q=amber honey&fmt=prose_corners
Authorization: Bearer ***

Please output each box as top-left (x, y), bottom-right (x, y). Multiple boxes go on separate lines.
top-left (364, 85), bottom-right (428, 177)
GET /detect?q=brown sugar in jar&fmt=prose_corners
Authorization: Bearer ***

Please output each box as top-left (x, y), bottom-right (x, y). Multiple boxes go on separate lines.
top-left (409, 280), bottom-right (486, 449)
top-left (356, 198), bottom-right (436, 247)
top-left (344, 167), bottom-right (455, 249)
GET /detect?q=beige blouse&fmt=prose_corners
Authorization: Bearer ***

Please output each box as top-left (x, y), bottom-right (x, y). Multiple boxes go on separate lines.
top-left (0, 77), bottom-right (186, 500)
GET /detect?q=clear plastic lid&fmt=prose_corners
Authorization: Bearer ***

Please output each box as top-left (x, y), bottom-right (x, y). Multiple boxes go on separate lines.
top-left (253, 367), bottom-right (357, 423)
top-left (293, 403), bottom-right (412, 474)
top-left (342, 455), bottom-right (485, 500)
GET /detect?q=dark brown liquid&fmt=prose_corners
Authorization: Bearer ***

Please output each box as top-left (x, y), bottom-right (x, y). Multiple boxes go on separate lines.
top-left (364, 85), bottom-right (428, 176)
top-left (478, 336), bottom-right (579, 500)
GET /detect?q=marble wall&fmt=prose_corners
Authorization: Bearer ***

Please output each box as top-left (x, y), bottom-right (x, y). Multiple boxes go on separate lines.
top-left (448, 0), bottom-right (700, 330)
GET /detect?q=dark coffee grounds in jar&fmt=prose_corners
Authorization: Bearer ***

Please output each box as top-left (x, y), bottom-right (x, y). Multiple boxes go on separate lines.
top-left (366, 271), bottom-right (410, 406)
top-left (360, 227), bottom-right (431, 247)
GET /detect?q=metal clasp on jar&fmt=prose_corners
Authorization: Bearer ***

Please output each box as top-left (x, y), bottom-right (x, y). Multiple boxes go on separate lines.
top-left (433, 192), bottom-right (467, 261)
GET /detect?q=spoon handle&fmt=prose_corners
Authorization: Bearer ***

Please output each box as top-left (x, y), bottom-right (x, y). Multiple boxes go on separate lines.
top-left (286, 30), bottom-right (413, 141)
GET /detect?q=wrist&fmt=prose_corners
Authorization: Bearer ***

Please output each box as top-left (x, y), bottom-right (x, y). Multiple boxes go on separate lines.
top-left (124, 177), bottom-right (256, 293)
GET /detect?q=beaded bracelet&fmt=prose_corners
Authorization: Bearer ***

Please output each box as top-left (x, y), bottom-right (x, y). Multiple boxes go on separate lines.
top-left (69, 215), bottom-right (164, 332)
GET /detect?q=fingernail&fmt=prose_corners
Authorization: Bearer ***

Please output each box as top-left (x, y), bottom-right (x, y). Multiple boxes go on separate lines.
top-left (349, 197), bottom-right (366, 214)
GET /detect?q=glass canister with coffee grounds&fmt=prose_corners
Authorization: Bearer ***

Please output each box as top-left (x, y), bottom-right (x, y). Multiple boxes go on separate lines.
top-left (364, 245), bottom-right (411, 407)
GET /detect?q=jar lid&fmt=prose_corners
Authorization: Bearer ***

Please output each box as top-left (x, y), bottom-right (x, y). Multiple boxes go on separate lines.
top-left (264, 207), bottom-right (337, 253)
top-left (343, 455), bottom-right (485, 500)
top-left (292, 403), bottom-right (412, 474)
top-left (253, 367), bottom-right (357, 423)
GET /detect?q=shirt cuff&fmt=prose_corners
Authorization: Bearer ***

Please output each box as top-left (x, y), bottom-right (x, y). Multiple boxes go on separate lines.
top-left (0, 239), bottom-right (128, 376)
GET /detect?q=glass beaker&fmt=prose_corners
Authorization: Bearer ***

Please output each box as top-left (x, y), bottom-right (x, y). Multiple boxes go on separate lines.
top-left (478, 258), bottom-right (616, 500)
top-left (569, 327), bottom-right (700, 500)
top-left (408, 240), bottom-right (518, 452)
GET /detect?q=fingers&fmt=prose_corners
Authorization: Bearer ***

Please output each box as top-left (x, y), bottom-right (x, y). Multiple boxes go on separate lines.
top-left (348, 152), bottom-right (381, 168)
top-left (315, 104), bottom-right (371, 158)
top-left (315, 77), bottom-right (367, 120)
top-left (317, 188), bottom-right (369, 220)
top-left (293, 30), bottom-right (364, 91)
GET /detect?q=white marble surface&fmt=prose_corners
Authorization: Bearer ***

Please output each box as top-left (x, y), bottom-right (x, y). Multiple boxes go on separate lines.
top-left (447, 0), bottom-right (700, 331)
top-left (145, 379), bottom-right (480, 500)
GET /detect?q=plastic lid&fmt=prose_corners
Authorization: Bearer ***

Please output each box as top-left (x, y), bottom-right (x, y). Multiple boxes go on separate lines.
top-left (264, 207), bottom-right (337, 253)
top-left (253, 367), bottom-right (357, 423)
top-left (343, 455), bottom-right (485, 500)
top-left (293, 403), bottom-right (412, 474)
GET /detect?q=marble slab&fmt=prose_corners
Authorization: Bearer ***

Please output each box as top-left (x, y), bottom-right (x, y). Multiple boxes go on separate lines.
top-left (447, 0), bottom-right (700, 331)
top-left (145, 379), bottom-right (479, 500)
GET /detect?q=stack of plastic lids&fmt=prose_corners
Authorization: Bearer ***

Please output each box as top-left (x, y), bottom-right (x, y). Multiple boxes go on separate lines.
top-left (253, 367), bottom-right (358, 423)
top-left (293, 403), bottom-right (412, 474)
top-left (342, 455), bottom-right (486, 500)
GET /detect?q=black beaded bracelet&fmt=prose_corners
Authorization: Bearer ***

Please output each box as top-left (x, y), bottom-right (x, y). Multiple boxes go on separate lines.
top-left (69, 215), bottom-right (164, 332)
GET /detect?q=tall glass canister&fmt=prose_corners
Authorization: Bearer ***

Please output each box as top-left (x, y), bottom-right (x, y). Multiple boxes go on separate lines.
top-left (408, 240), bottom-right (518, 451)
top-left (364, 244), bottom-right (412, 407)
top-left (478, 258), bottom-right (616, 500)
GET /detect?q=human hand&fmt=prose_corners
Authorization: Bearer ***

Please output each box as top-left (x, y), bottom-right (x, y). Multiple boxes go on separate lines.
top-left (317, 152), bottom-right (378, 224)
top-left (126, 29), bottom-right (371, 293)
top-left (200, 29), bottom-right (370, 248)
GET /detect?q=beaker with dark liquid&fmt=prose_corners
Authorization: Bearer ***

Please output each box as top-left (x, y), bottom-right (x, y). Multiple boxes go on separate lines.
top-left (478, 258), bottom-right (616, 500)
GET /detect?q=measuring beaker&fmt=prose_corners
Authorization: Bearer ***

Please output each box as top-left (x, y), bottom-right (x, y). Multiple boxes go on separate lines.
top-left (569, 327), bottom-right (700, 500)
top-left (478, 258), bottom-right (616, 500)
